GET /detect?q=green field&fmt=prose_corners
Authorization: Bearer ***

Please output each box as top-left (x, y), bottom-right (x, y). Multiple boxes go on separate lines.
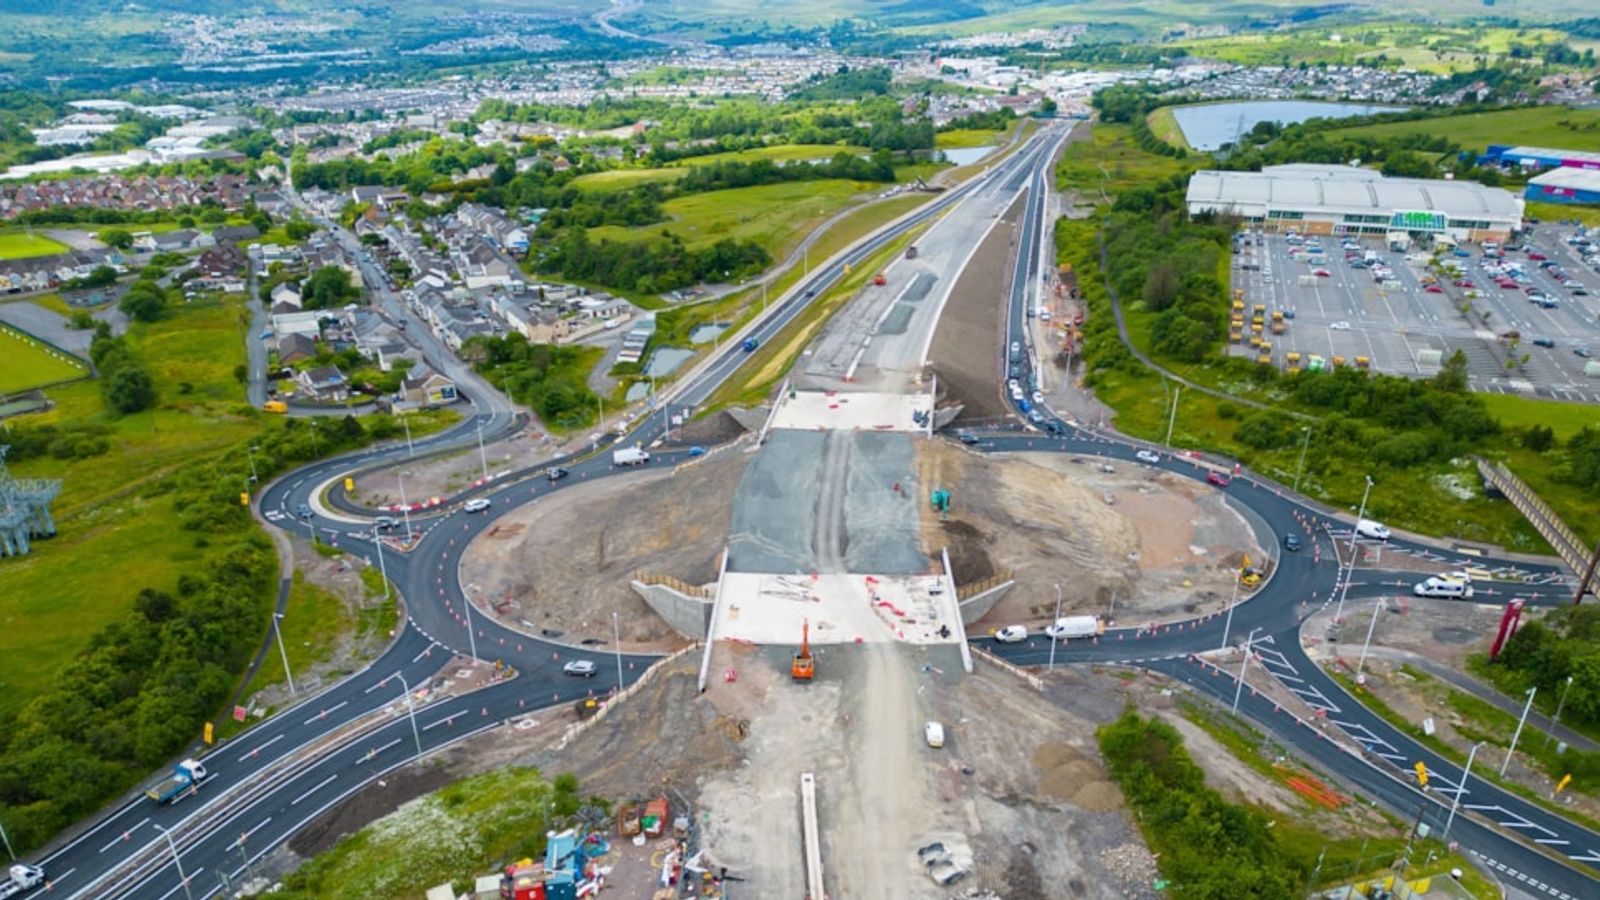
top-left (0, 231), bottom-right (69, 260)
top-left (0, 323), bottom-right (88, 392)
top-left (935, 129), bottom-right (1004, 150)
top-left (0, 296), bottom-right (259, 720)
top-left (1328, 107), bottom-right (1600, 154)
top-left (586, 178), bottom-right (886, 258)
top-left (568, 167), bottom-right (685, 193)
top-left (1525, 201), bottom-right (1600, 228)
top-left (1055, 122), bottom-right (1193, 200)
top-left (571, 144), bottom-right (873, 193)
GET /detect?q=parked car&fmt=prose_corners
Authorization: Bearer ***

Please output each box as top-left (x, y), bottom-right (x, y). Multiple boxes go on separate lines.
top-left (1533, 337), bottom-right (1555, 348)
top-left (924, 721), bottom-right (946, 749)
top-left (994, 625), bottom-right (1028, 643)
top-left (1329, 321), bottom-right (1351, 331)
top-left (463, 498), bottom-right (492, 513)
top-left (562, 660), bottom-right (596, 677)
top-left (1575, 347), bottom-right (1592, 358)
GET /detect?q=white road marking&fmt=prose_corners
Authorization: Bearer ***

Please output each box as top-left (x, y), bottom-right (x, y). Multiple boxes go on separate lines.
top-left (291, 774), bottom-right (338, 806)
top-left (236, 733), bottom-right (283, 762)
top-left (97, 817), bottom-right (149, 853)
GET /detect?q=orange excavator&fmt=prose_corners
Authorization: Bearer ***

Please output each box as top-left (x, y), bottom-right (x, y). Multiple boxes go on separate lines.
top-left (791, 620), bottom-right (815, 681)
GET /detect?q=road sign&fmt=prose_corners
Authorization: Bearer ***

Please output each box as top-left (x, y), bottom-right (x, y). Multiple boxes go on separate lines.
top-left (204, 722), bottom-right (213, 745)
top-left (233, 705), bottom-right (247, 723)
top-left (1414, 761), bottom-right (1429, 788)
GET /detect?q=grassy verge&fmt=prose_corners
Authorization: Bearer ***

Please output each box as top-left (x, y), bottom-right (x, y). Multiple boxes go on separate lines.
top-left (1329, 670), bottom-right (1600, 835)
top-left (623, 191), bottom-right (934, 393)
top-left (274, 768), bottom-right (591, 899)
top-left (703, 225), bottom-right (924, 410)
top-left (1145, 106), bottom-right (1192, 152)
top-left (1525, 201), bottom-right (1600, 228)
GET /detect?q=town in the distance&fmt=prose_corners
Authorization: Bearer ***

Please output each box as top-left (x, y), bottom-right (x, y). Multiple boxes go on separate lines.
top-left (4, 1), bottom-right (1600, 898)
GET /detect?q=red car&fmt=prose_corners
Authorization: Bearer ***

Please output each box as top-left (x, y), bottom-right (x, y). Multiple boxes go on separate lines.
top-left (1425, 284), bottom-right (1444, 293)
top-left (1206, 471), bottom-right (1231, 488)
top-left (1528, 252), bottom-right (1548, 261)
top-left (1452, 279), bottom-right (1475, 288)
top-left (1312, 268), bottom-right (1331, 278)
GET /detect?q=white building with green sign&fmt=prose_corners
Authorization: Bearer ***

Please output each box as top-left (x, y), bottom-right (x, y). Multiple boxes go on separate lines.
top-left (1185, 164), bottom-right (1522, 243)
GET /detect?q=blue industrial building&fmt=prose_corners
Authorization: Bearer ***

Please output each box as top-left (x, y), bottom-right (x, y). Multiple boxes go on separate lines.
top-left (1525, 167), bottom-right (1600, 206)
top-left (1481, 144), bottom-right (1600, 171)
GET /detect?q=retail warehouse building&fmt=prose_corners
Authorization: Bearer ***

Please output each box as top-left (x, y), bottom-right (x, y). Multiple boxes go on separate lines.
top-left (1185, 165), bottom-right (1523, 243)
top-left (1525, 167), bottom-right (1600, 207)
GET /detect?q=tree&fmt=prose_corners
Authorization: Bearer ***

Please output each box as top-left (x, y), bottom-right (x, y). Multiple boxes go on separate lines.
top-left (118, 283), bottom-right (167, 322)
top-left (100, 227), bottom-right (133, 250)
top-left (302, 266), bottom-right (356, 310)
top-left (285, 219), bottom-right (316, 241)
top-left (103, 363), bottom-right (156, 413)
top-left (1432, 349), bottom-right (1470, 393)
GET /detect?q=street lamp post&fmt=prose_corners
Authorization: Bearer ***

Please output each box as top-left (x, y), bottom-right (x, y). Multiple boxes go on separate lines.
top-left (397, 470), bottom-right (414, 539)
top-left (475, 418), bottom-right (489, 481)
top-left (1443, 741), bottom-right (1485, 844)
top-left (1502, 686), bottom-right (1538, 776)
top-left (372, 527), bottom-right (390, 600)
top-left (0, 814), bottom-right (14, 861)
top-left (272, 612), bottom-right (296, 695)
top-left (393, 672), bottom-right (423, 756)
top-left (1220, 571), bottom-right (1242, 651)
top-left (153, 824), bottom-right (194, 900)
top-left (1293, 427), bottom-right (1312, 492)
top-left (1233, 628), bottom-right (1261, 715)
top-left (1334, 475), bottom-right (1375, 624)
top-left (402, 414), bottom-right (414, 458)
top-left (1357, 598), bottom-right (1384, 677)
top-left (463, 590), bottom-right (479, 663)
top-left (1048, 583), bottom-right (1063, 672)
top-left (246, 444), bottom-right (260, 482)
top-left (1547, 675), bottom-right (1575, 750)
top-left (612, 611), bottom-right (625, 690)
top-left (1164, 384), bottom-right (1182, 447)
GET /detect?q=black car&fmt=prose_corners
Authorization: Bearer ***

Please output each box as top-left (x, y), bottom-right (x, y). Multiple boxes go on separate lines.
top-left (1533, 337), bottom-right (1555, 348)
top-left (547, 466), bottom-right (569, 481)
top-left (957, 433), bottom-right (979, 445)
top-left (1284, 534), bottom-right (1302, 552)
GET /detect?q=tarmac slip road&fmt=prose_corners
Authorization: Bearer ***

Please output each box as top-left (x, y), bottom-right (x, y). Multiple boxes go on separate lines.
top-left (30, 627), bottom-right (443, 900)
top-left (1149, 652), bottom-right (1600, 900)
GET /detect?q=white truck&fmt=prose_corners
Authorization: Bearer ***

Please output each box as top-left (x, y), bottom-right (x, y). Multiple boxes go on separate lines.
top-left (146, 758), bottom-right (209, 804)
top-left (1045, 615), bottom-right (1104, 640)
top-left (0, 864), bottom-right (45, 899)
top-left (612, 447), bottom-right (649, 466)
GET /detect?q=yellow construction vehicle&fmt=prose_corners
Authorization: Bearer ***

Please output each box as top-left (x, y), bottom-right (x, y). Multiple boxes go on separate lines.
top-left (1255, 342), bottom-right (1272, 365)
top-left (1270, 310), bottom-right (1286, 334)
top-left (1355, 355), bottom-right (1371, 370)
top-left (1285, 351), bottom-right (1302, 372)
top-left (1331, 355), bottom-right (1346, 368)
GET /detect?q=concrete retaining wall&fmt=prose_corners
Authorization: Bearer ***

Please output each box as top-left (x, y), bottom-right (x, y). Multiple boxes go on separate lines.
top-left (957, 580), bottom-right (1013, 625)
top-left (632, 580), bottom-right (714, 639)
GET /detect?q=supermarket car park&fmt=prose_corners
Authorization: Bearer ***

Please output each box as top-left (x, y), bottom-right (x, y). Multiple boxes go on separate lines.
top-left (1230, 224), bottom-right (1600, 402)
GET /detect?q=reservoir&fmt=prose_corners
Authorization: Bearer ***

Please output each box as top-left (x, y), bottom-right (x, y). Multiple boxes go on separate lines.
top-left (1171, 100), bottom-right (1408, 151)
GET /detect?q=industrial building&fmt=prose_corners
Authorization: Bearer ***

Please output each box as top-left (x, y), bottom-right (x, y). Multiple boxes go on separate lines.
top-left (1185, 164), bottom-right (1524, 243)
top-left (1479, 145), bottom-right (1600, 172)
top-left (1525, 167), bottom-right (1600, 207)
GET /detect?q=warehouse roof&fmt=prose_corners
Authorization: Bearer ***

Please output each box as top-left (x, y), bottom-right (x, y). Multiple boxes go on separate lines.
top-left (1499, 146), bottom-right (1600, 168)
top-left (1186, 167), bottom-right (1523, 219)
top-left (1529, 167), bottom-right (1600, 193)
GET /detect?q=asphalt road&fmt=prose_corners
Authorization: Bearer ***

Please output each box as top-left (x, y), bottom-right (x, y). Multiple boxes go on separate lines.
top-left (29, 125), bottom-right (1073, 900)
top-left (32, 120), bottom-right (1600, 900)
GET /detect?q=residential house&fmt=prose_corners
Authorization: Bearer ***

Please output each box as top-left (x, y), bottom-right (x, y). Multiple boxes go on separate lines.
top-left (270, 282), bottom-right (303, 310)
top-left (296, 365), bottom-right (347, 401)
top-left (402, 367), bottom-right (459, 407)
top-left (277, 332), bottom-right (316, 365)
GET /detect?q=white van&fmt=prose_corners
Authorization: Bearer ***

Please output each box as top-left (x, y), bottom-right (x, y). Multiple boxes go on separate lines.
top-left (924, 721), bottom-right (945, 748)
top-left (1414, 577), bottom-right (1472, 599)
top-left (1355, 519), bottom-right (1391, 540)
